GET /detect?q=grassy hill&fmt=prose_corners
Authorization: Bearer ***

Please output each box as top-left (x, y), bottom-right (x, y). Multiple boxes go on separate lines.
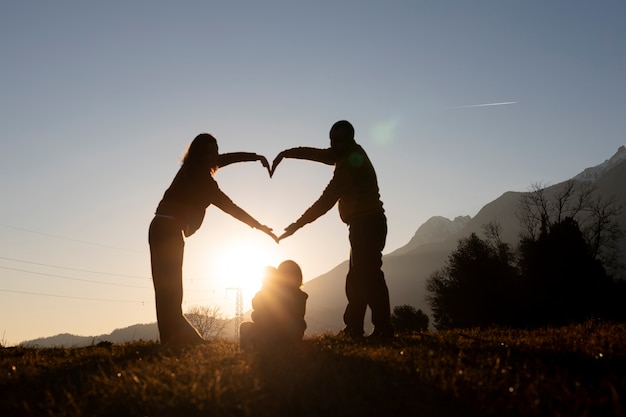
top-left (2, 321), bottom-right (624, 417)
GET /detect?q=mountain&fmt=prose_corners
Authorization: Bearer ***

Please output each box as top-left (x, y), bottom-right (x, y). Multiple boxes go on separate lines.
top-left (21, 323), bottom-right (159, 348)
top-left (302, 146), bottom-right (626, 335)
top-left (574, 145), bottom-right (626, 182)
top-left (388, 215), bottom-right (471, 257)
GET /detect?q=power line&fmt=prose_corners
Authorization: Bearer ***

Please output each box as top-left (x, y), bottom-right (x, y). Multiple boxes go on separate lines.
top-left (0, 223), bottom-right (238, 287)
top-left (0, 224), bottom-right (233, 300)
top-left (0, 223), bottom-right (143, 253)
top-left (0, 265), bottom-right (225, 294)
top-left (0, 266), bottom-right (151, 289)
top-left (0, 267), bottom-right (231, 303)
top-left (0, 288), bottom-right (149, 304)
top-left (0, 254), bottom-right (222, 291)
top-left (0, 287), bottom-right (228, 307)
top-left (0, 256), bottom-right (149, 280)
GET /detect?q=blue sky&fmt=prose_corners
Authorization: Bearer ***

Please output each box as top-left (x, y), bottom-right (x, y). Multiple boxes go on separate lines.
top-left (1, 1), bottom-right (624, 345)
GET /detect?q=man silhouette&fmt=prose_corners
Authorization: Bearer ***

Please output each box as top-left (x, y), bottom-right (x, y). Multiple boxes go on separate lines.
top-left (272, 120), bottom-right (394, 339)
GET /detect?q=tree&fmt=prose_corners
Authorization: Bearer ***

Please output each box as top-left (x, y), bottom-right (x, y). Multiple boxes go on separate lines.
top-left (584, 194), bottom-right (624, 278)
top-left (391, 305), bottom-right (429, 333)
top-left (426, 180), bottom-right (624, 330)
top-left (518, 180), bottom-right (622, 277)
top-left (517, 217), bottom-right (612, 327)
top-left (518, 181), bottom-right (592, 240)
top-left (185, 305), bottom-right (227, 339)
top-left (426, 232), bottom-right (519, 330)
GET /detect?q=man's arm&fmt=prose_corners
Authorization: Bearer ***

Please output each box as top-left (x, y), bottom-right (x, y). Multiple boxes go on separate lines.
top-left (271, 147), bottom-right (335, 177)
top-left (278, 177), bottom-right (342, 241)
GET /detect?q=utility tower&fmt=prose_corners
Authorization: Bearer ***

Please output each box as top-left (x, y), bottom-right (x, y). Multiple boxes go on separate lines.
top-left (226, 287), bottom-right (243, 339)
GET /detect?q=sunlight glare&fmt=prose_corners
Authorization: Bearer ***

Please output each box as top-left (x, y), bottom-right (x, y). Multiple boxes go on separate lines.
top-left (213, 238), bottom-right (281, 310)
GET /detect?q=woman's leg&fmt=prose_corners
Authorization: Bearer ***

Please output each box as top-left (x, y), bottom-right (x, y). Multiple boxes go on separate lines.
top-left (149, 216), bottom-right (203, 345)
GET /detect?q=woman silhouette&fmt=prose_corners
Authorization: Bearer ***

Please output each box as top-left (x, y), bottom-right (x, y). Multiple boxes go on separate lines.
top-left (149, 133), bottom-right (276, 347)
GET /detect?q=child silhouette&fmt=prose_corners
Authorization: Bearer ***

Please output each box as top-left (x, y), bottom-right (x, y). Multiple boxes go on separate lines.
top-left (240, 260), bottom-right (308, 350)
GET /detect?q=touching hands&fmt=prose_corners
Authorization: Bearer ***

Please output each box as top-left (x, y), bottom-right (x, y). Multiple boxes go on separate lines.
top-left (256, 224), bottom-right (279, 243)
top-left (277, 222), bottom-right (300, 242)
top-left (254, 151), bottom-right (301, 242)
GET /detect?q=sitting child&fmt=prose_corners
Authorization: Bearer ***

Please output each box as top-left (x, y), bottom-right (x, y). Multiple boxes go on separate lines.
top-left (240, 260), bottom-right (308, 350)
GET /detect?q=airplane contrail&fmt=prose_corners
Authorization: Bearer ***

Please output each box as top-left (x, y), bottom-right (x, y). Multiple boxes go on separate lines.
top-left (450, 101), bottom-right (517, 109)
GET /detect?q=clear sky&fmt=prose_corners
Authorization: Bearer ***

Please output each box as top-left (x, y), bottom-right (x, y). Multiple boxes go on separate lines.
top-left (1, 1), bottom-right (624, 345)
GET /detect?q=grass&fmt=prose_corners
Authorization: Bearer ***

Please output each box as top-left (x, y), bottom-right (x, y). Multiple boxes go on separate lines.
top-left (1, 321), bottom-right (624, 417)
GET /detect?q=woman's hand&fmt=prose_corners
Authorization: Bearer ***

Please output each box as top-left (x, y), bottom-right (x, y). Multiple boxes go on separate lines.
top-left (256, 224), bottom-right (279, 243)
top-left (257, 154), bottom-right (271, 177)
top-left (270, 151), bottom-right (285, 178)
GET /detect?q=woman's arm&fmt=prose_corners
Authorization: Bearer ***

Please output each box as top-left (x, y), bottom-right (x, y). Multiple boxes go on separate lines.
top-left (218, 152), bottom-right (270, 174)
top-left (211, 187), bottom-right (278, 242)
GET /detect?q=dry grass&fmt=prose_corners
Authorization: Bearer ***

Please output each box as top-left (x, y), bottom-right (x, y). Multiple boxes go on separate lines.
top-left (1, 321), bottom-right (624, 417)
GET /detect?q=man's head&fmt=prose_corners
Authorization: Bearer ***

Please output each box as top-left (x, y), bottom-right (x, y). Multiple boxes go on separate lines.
top-left (329, 120), bottom-right (356, 157)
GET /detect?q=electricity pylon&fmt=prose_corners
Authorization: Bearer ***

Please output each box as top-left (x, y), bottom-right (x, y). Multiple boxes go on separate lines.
top-left (226, 287), bottom-right (243, 339)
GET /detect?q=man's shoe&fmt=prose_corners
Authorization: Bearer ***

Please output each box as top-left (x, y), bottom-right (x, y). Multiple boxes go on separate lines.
top-left (366, 326), bottom-right (395, 342)
top-left (339, 326), bottom-right (364, 340)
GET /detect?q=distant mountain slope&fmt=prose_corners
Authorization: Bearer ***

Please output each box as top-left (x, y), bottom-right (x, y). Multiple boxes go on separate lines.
top-left (574, 145), bottom-right (626, 182)
top-left (388, 215), bottom-right (471, 257)
top-left (303, 146), bottom-right (626, 335)
top-left (21, 323), bottom-right (158, 348)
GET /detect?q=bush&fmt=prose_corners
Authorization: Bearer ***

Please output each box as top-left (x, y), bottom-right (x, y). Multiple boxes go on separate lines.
top-left (391, 305), bottom-right (429, 333)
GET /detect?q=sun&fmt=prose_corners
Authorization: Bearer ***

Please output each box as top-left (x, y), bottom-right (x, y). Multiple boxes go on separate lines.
top-left (213, 238), bottom-right (281, 310)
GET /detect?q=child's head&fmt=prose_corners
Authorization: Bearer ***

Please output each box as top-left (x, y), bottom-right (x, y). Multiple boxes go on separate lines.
top-left (277, 260), bottom-right (303, 288)
top-left (261, 266), bottom-right (279, 287)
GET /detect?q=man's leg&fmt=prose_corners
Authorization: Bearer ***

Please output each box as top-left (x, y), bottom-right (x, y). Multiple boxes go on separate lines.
top-left (356, 214), bottom-right (393, 336)
top-left (344, 214), bottom-right (388, 337)
top-left (342, 249), bottom-right (367, 337)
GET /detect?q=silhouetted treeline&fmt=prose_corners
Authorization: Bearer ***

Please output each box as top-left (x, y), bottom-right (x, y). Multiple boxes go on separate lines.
top-left (390, 304), bottom-right (429, 333)
top-left (426, 217), bottom-right (626, 330)
top-left (427, 180), bottom-right (625, 330)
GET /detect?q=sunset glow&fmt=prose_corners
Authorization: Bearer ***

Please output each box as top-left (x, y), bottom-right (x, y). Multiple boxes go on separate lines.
top-left (213, 239), bottom-right (281, 309)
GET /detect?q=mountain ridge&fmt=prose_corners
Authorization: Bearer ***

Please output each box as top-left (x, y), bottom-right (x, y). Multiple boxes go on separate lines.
top-left (21, 323), bottom-right (159, 348)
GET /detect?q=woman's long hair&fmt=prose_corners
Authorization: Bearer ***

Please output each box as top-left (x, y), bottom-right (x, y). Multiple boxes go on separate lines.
top-left (181, 133), bottom-right (219, 174)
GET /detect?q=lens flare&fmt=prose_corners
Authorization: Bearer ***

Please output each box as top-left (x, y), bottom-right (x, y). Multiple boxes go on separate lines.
top-left (371, 119), bottom-right (398, 146)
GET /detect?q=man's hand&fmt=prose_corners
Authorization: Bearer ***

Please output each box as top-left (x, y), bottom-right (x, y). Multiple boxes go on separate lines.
top-left (270, 151), bottom-right (286, 178)
top-left (278, 222), bottom-right (300, 242)
top-left (257, 155), bottom-right (271, 177)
